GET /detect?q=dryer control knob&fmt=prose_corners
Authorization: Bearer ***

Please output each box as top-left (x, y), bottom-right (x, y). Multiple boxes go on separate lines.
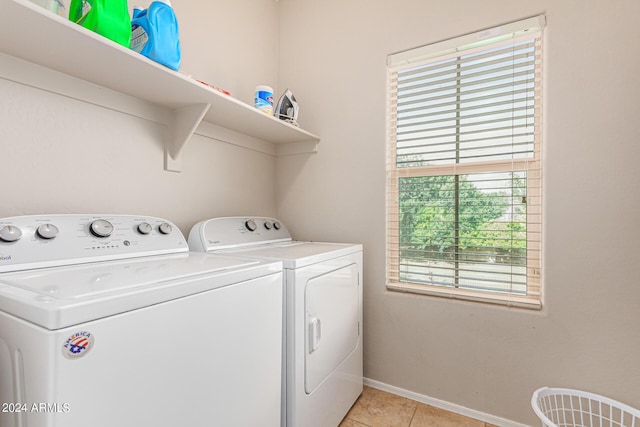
top-left (90, 219), bottom-right (114, 238)
top-left (158, 222), bottom-right (173, 235)
top-left (273, 221), bottom-right (281, 230)
top-left (264, 221), bottom-right (272, 230)
top-left (36, 224), bottom-right (59, 239)
top-left (245, 220), bottom-right (257, 232)
top-left (137, 222), bottom-right (153, 235)
top-left (0, 225), bottom-right (22, 242)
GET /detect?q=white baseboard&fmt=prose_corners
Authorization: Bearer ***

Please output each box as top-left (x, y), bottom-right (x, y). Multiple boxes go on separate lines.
top-left (363, 378), bottom-right (531, 427)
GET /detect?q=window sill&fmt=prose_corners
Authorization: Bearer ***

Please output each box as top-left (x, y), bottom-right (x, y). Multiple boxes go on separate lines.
top-left (387, 281), bottom-right (542, 310)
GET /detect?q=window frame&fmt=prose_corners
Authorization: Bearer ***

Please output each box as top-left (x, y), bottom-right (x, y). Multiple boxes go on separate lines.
top-left (386, 16), bottom-right (545, 309)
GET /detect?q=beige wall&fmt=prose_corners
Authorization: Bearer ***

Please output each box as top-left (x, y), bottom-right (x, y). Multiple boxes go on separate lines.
top-left (0, 0), bottom-right (280, 235)
top-left (276, 0), bottom-right (640, 424)
top-left (176, 0), bottom-right (280, 105)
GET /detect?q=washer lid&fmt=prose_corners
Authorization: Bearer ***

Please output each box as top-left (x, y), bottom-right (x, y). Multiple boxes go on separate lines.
top-left (218, 241), bottom-right (362, 269)
top-left (0, 252), bottom-right (282, 330)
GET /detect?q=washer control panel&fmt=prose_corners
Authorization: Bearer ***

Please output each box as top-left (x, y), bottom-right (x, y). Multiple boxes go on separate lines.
top-left (188, 217), bottom-right (291, 252)
top-left (0, 215), bottom-right (187, 273)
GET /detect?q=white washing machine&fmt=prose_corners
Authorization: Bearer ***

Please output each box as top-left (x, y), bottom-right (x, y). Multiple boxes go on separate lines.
top-left (0, 214), bottom-right (283, 427)
top-left (188, 217), bottom-right (363, 427)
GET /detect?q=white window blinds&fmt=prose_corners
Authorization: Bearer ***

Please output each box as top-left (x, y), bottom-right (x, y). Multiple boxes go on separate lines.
top-left (386, 16), bottom-right (544, 309)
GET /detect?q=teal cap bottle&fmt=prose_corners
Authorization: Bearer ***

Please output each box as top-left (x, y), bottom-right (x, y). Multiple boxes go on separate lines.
top-left (131, 0), bottom-right (181, 71)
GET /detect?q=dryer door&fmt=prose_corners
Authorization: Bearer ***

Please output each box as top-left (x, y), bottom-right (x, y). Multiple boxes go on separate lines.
top-left (304, 262), bottom-right (360, 394)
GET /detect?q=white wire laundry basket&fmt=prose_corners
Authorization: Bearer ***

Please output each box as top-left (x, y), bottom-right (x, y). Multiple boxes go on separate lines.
top-left (532, 387), bottom-right (640, 427)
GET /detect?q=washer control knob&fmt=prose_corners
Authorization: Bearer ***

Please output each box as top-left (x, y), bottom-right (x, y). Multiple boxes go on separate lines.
top-left (264, 221), bottom-right (272, 230)
top-left (245, 220), bottom-right (257, 232)
top-left (273, 221), bottom-right (281, 230)
top-left (36, 224), bottom-right (59, 239)
top-left (158, 222), bottom-right (173, 235)
top-left (0, 225), bottom-right (22, 242)
top-left (90, 220), bottom-right (114, 238)
top-left (137, 222), bottom-right (153, 235)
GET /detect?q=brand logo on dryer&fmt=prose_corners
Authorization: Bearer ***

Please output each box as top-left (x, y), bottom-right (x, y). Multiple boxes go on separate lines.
top-left (0, 254), bottom-right (11, 262)
top-left (62, 331), bottom-right (95, 359)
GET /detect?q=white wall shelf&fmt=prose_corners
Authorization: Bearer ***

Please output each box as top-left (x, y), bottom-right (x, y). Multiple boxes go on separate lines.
top-left (0, 0), bottom-right (320, 172)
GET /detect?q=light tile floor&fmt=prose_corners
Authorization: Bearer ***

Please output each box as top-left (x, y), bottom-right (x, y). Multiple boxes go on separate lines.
top-left (339, 386), bottom-right (497, 427)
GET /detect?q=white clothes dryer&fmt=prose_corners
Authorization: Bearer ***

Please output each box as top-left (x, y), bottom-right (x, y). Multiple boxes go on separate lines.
top-left (0, 214), bottom-right (283, 427)
top-left (188, 216), bottom-right (363, 427)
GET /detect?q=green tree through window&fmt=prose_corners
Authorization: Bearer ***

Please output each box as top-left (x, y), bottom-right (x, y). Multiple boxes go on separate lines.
top-left (399, 172), bottom-right (527, 293)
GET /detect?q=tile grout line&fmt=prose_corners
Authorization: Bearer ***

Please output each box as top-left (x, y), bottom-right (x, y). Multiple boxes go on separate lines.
top-left (407, 402), bottom-right (419, 427)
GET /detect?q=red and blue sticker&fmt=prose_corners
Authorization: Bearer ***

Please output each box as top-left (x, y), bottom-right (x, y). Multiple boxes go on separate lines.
top-left (62, 331), bottom-right (95, 360)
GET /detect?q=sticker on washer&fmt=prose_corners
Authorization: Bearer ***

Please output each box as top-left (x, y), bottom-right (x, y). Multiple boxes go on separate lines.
top-left (62, 331), bottom-right (95, 359)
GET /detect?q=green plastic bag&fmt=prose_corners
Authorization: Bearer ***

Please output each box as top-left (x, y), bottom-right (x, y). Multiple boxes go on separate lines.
top-left (69, 0), bottom-right (131, 48)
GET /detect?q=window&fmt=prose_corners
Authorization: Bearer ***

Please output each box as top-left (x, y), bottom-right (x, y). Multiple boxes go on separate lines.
top-left (386, 16), bottom-right (544, 309)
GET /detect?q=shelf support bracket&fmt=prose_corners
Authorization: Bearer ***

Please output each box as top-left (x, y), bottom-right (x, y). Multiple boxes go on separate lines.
top-left (165, 103), bottom-right (211, 172)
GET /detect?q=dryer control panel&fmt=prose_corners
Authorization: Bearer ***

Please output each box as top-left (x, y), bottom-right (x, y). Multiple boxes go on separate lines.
top-left (188, 217), bottom-right (292, 252)
top-left (0, 215), bottom-right (187, 273)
